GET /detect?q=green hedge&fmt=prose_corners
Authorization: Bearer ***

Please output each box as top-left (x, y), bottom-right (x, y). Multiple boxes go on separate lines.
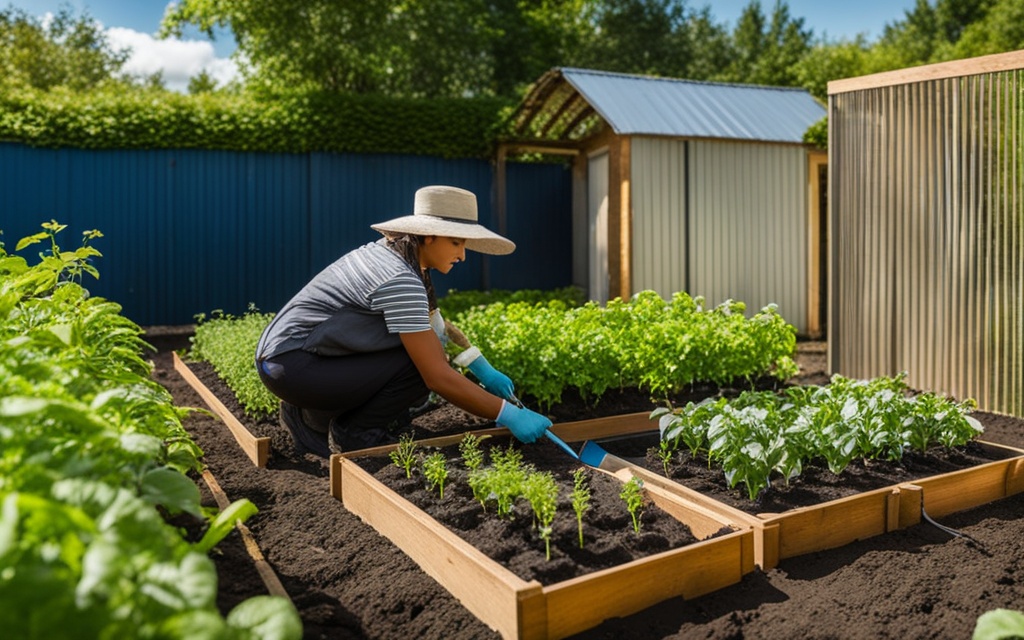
top-left (0, 85), bottom-right (515, 158)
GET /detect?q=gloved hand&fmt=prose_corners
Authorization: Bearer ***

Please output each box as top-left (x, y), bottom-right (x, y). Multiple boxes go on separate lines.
top-left (496, 400), bottom-right (551, 443)
top-left (454, 346), bottom-right (516, 401)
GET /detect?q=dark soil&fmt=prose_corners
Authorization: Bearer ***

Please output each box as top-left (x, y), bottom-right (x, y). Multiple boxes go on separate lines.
top-left (355, 436), bottom-right (717, 585)
top-left (147, 332), bottom-right (1024, 640)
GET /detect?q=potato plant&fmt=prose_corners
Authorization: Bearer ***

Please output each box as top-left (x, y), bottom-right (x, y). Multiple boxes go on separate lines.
top-left (653, 373), bottom-right (982, 500)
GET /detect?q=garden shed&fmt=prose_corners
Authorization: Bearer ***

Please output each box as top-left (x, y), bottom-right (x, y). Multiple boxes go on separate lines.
top-left (498, 67), bottom-right (827, 336)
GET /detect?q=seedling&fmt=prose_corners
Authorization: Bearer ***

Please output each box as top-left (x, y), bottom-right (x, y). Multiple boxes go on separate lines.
top-left (620, 476), bottom-right (645, 534)
top-left (389, 432), bottom-right (418, 478)
top-left (570, 468), bottom-right (591, 548)
top-left (422, 451), bottom-right (448, 499)
top-left (523, 471), bottom-right (559, 560)
top-left (459, 432), bottom-right (488, 471)
top-left (656, 438), bottom-right (675, 475)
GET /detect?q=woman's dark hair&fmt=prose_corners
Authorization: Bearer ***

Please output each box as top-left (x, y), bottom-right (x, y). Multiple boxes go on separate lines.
top-left (386, 234), bottom-right (437, 310)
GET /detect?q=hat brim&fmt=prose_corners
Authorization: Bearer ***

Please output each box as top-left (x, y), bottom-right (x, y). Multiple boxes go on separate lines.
top-left (371, 215), bottom-right (515, 255)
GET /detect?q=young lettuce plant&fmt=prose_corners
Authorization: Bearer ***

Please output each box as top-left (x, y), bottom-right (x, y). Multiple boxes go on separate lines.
top-left (523, 470), bottom-right (559, 560)
top-left (571, 468), bottom-right (591, 548)
top-left (422, 451), bottom-right (448, 499)
top-left (620, 476), bottom-right (645, 534)
top-left (389, 432), bottom-right (418, 478)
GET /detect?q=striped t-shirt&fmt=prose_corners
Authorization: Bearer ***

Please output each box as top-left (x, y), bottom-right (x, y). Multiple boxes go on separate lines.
top-left (256, 239), bottom-right (431, 360)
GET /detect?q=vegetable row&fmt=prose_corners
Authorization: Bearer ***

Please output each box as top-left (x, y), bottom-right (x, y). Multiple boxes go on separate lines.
top-left (0, 222), bottom-right (301, 639)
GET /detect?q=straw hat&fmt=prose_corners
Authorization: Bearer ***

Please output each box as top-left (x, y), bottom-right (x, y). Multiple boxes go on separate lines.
top-left (371, 185), bottom-right (515, 255)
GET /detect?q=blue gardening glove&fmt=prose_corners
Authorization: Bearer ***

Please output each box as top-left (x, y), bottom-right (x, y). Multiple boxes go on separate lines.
top-left (454, 347), bottom-right (516, 401)
top-left (497, 400), bottom-right (551, 444)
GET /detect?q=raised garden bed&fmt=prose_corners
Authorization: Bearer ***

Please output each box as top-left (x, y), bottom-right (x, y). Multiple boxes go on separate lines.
top-left (156, 340), bottom-right (1024, 638)
top-left (331, 423), bottom-right (754, 640)
top-left (587, 430), bottom-right (1024, 569)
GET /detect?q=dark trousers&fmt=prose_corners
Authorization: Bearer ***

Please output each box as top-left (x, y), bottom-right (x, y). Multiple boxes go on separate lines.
top-left (257, 347), bottom-right (428, 437)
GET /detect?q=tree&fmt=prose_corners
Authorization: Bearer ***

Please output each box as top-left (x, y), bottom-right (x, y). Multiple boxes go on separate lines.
top-left (188, 70), bottom-right (219, 94)
top-left (573, 0), bottom-right (691, 76)
top-left (719, 0), bottom-right (812, 86)
top-left (0, 5), bottom-right (128, 91)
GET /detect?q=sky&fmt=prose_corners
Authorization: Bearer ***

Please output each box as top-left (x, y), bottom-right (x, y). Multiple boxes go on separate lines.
top-left (7, 0), bottom-right (920, 93)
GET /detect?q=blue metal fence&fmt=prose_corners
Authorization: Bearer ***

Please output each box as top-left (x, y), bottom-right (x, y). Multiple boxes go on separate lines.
top-left (0, 143), bottom-right (572, 325)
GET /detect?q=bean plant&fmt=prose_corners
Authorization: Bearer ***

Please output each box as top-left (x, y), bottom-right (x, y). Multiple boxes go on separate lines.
top-left (652, 373), bottom-right (981, 501)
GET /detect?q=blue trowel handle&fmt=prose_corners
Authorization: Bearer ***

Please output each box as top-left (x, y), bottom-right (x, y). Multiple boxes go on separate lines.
top-left (545, 430), bottom-right (579, 460)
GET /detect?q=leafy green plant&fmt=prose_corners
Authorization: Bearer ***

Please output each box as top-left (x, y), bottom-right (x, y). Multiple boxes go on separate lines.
top-left (488, 445), bottom-right (529, 518)
top-left (654, 373), bottom-right (982, 501)
top-left (522, 471), bottom-right (559, 560)
top-left (389, 432), bottom-right (418, 479)
top-left (570, 468), bottom-right (591, 548)
top-left (456, 290), bottom-right (799, 410)
top-left (0, 221), bottom-right (301, 638)
top-left (620, 476), bottom-right (646, 534)
top-left (422, 451), bottom-right (448, 499)
top-left (190, 306), bottom-right (278, 419)
top-left (973, 608), bottom-right (1024, 640)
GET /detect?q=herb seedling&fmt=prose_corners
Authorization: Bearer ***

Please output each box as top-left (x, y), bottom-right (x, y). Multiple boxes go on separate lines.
top-left (389, 432), bottom-right (418, 478)
top-left (422, 451), bottom-right (448, 499)
top-left (523, 471), bottom-right (559, 560)
top-left (459, 432), bottom-right (487, 471)
top-left (620, 476), bottom-right (645, 534)
top-left (657, 438), bottom-right (675, 475)
top-left (570, 468), bottom-right (591, 548)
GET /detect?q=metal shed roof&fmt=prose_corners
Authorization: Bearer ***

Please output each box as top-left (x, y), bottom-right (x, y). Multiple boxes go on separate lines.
top-left (510, 67), bottom-right (826, 145)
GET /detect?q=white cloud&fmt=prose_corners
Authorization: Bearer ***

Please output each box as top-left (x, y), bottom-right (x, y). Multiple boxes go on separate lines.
top-left (106, 27), bottom-right (239, 93)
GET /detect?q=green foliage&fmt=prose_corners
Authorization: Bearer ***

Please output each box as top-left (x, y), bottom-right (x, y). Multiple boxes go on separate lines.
top-left (438, 286), bottom-right (586, 323)
top-left (570, 468), bottom-right (591, 548)
top-left (653, 373), bottom-right (982, 501)
top-left (389, 432), bottom-right (419, 479)
top-left (0, 222), bottom-right (300, 638)
top-left (456, 290), bottom-right (798, 410)
top-left (458, 432), bottom-right (488, 472)
top-left (422, 451), bottom-right (448, 499)
top-left (0, 5), bottom-right (130, 92)
top-left (802, 116), bottom-right (828, 149)
top-left (190, 307), bottom-right (278, 419)
top-left (0, 84), bottom-right (511, 158)
top-left (620, 476), bottom-right (645, 534)
top-left (522, 471), bottom-right (559, 560)
top-left (973, 608), bottom-right (1024, 640)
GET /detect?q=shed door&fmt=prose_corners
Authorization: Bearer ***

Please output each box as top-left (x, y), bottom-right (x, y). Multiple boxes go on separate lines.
top-left (588, 150), bottom-right (609, 304)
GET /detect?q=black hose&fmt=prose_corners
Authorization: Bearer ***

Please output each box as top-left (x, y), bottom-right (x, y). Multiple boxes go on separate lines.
top-left (920, 506), bottom-right (990, 555)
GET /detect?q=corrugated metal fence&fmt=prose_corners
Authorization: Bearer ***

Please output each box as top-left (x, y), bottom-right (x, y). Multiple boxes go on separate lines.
top-left (829, 52), bottom-right (1024, 417)
top-left (0, 143), bottom-right (572, 326)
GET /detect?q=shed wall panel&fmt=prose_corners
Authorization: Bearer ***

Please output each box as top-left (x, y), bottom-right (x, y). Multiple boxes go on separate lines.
top-left (630, 137), bottom-right (808, 333)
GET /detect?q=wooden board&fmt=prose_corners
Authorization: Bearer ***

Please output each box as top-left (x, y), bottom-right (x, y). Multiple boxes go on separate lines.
top-left (173, 352), bottom-right (271, 467)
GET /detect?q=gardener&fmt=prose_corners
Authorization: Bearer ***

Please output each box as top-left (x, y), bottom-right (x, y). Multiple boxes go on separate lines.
top-left (254, 185), bottom-right (551, 457)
